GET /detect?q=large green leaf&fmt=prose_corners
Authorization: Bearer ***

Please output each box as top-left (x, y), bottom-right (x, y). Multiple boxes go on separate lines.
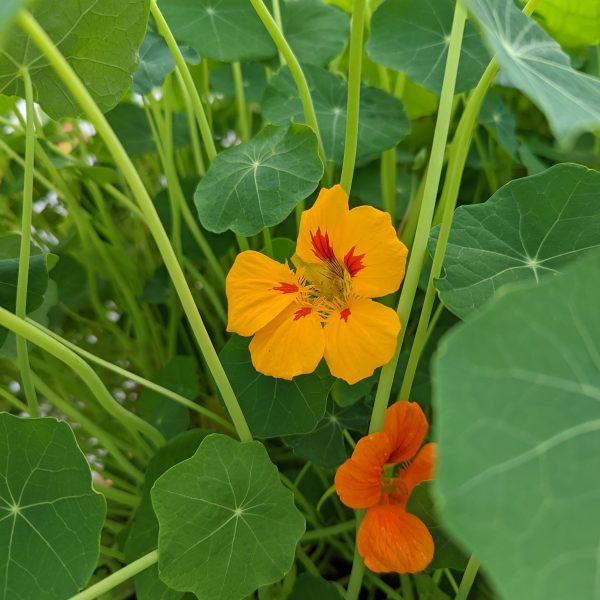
top-left (0, 414), bottom-right (106, 599)
top-left (431, 164), bottom-right (600, 319)
top-left (152, 433), bottom-right (305, 600)
top-left (534, 0), bottom-right (600, 48)
top-left (262, 64), bottom-right (410, 164)
top-left (463, 0), bottom-right (600, 142)
top-left (433, 251), bottom-right (600, 600)
top-left (220, 335), bottom-right (333, 438)
top-left (0, 0), bottom-right (149, 119)
top-left (194, 122), bottom-right (323, 236)
top-left (158, 0), bottom-right (275, 62)
top-left (366, 0), bottom-right (488, 95)
top-left (125, 429), bottom-right (210, 600)
top-left (280, 0), bottom-right (349, 66)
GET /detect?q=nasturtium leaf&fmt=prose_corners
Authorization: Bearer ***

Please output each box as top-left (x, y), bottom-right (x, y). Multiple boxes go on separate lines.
top-left (261, 237), bottom-right (296, 263)
top-left (210, 63), bottom-right (268, 104)
top-left (152, 433), bottom-right (306, 600)
top-left (331, 374), bottom-right (376, 407)
top-left (220, 335), bottom-right (333, 438)
top-left (158, 0), bottom-right (276, 62)
top-left (194, 122), bottom-right (323, 236)
top-left (288, 573), bottom-right (343, 600)
top-left (133, 31), bottom-right (176, 95)
top-left (533, 0), bottom-right (600, 48)
top-left (262, 65), bottom-right (410, 164)
top-left (138, 356), bottom-right (199, 440)
top-left (284, 399), bottom-right (370, 468)
top-left (126, 429), bottom-right (210, 600)
top-left (463, 0), bottom-right (600, 143)
top-left (433, 251), bottom-right (600, 600)
top-left (366, 0), bottom-right (488, 95)
top-left (0, 0), bottom-right (25, 45)
top-left (431, 164), bottom-right (600, 319)
top-left (0, 413), bottom-right (106, 599)
top-left (0, 0), bottom-right (150, 119)
top-left (479, 89), bottom-right (518, 158)
top-left (280, 0), bottom-right (350, 66)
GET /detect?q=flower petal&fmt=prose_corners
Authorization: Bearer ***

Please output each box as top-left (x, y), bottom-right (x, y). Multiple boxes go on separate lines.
top-left (324, 297), bottom-right (400, 384)
top-left (334, 432), bottom-right (391, 508)
top-left (249, 304), bottom-right (324, 380)
top-left (383, 401), bottom-right (429, 464)
top-left (226, 250), bottom-right (300, 337)
top-left (335, 205), bottom-right (408, 298)
top-left (403, 443), bottom-right (436, 494)
top-left (296, 185), bottom-right (349, 266)
top-left (358, 504), bottom-right (434, 574)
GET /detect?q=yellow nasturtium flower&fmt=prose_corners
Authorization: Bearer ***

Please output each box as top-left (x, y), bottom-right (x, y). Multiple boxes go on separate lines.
top-left (226, 185), bottom-right (408, 384)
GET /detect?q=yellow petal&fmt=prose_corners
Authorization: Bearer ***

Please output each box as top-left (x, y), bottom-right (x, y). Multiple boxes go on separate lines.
top-left (335, 205), bottom-right (408, 298)
top-left (249, 304), bottom-right (325, 380)
top-left (324, 297), bottom-right (400, 384)
top-left (226, 250), bottom-right (300, 337)
top-left (296, 185), bottom-right (349, 266)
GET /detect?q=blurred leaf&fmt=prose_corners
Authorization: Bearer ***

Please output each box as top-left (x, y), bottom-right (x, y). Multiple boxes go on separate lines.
top-left (133, 30), bottom-right (176, 95)
top-left (464, 0), bottom-right (600, 143)
top-left (433, 251), bottom-right (600, 600)
top-left (152, 434), bottom-right (305, 600)
top-left (0, 0), bottom-right (149, 118)
top-left (210, 63), bottom-right (268, 103)
top-left (262, 64), bottom-right (410, 164)
top-left (331, 374), bottom-right (376, 407)
top-left (431, 164), bottom-right (600, 319)
top-left (288, 573), bottom-right (343, 599)
top-left (367, 0), bottom-right (488, 95)
top-left (0, 414), bottom-right (106, 599)
top-left (534, 0), bottom-right (600, 48)
top-left (0, 0), bottom-right (26, 46)
top-left (195, 122), bottom-right (323, 236)
top-left (159, 0), bottom-right (275, 62)
top-left (479, 89), bottom-right (518, 158)
top-left (220, 335), bottom-right (333, 438)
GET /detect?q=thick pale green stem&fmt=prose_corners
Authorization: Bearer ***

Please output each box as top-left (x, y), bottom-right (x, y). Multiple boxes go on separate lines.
top-left (232, 62), bottom-right (250, 142)
top-left (18, 9), bottom-right (252, 443)
top-left (15, 67), bottom-right (39, 416)
top-left (340, 0), bottom-right (367, 193)
top-left (344, 513), bottom-right (365, 600)
top-left (249, 0), bottom-right (325, 163)
top-left (369, 1), bottom-right (467, 433)
top-left (69, 550), bottom-right (158, 600)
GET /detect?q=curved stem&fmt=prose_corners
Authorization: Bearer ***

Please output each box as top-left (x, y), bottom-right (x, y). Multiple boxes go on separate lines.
top-left (17, 9), bottom-right (252, 443)
top-left (340, 0), bottom-right (367, 193)
top-left (455, 556), bottom-right (480, 600)
top-left (249, 0), bottom-right (325, 163)
top-left (69, 550), bottom-right (158, 600)
top-left (369, 1), bottom-right (467, 433)
top-left (15, 67), bottom-right (39, 416)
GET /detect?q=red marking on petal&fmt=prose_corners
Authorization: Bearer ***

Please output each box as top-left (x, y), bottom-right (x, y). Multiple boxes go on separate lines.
top-left (272, 282), bottom-right (299, 294)
top-left (340, 308), bottom-right (351, 322)
top-left (344, 246), bottom-right (366, 277)
top-left (310, 227), bottom-right (336, 262)
top-left (294, 307), bottom-right (313, 320)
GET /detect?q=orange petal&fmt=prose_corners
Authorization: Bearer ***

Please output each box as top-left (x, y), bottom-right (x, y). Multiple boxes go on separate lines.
top-left (403, 443), bottom-right (436, 494)
top-left (249, 304), bottom-right (324, 380)
top-left (296, 185), bottom-right (349, 266)
top-left (334, 205), bottom-right (408, 298)
top-left (358, 504), bottom-right (434, 573)
top-left (334, 432), bottom-right (391, 508)
top-left (383, 401), bottom-right (429, 464)
top-left (226, 251), bottom-right (300, 337)
top-left (323, 297), bottom-right (400, 384)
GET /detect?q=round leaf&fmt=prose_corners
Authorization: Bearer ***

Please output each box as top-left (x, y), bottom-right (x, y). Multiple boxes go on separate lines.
top-left (262, 64), bottom-right (410, 164)
top-left (431, 164), bottom-right (600, 319)
top-left (0, 414), bottom-right (106, 599)
top-left (366, 0), bottom-right (489, 95)
top-left (194, 122), bottom-right (323, 236)
top-left (152, 433), bottom-right (306, 600)
top-left (220, 335), bottom-right (333, 438)
top-left (433, 251), bottom-right (600, 600)
top-left (531, 0), bottom-right (600, 48)
top-left (133, 30), bottom-right (176, 95)
top-left (0, 0), bottom-right (150, 119)
top-left (158, 0), bottom-right (276, 62)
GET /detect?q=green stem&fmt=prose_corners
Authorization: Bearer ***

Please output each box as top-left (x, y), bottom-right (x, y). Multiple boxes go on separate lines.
top-left (381, 148), bottom-right (397, 219)
top-left (18, 9), bottom-right (252, 443)
top-left (249, 0), bottom-right (325, 163)
top-left (455, 556), bottom-right (480, 600)
top-left (340, 0), bottom-right (367, 193)
top-left (271, 0), bottom-right (285, 65)
top-left (150, 0), bottom-right (217, 161)
top-left (0, 387), bottom-right (29, 413)
top-left (369, 0), bottom-right (467, 433)
top-left (15, 67), bottom-right (39, 417)
top-left (401, 574), bottom-right (415, 600)
top-left (69, 550), bottom-right (158, 600)
top-left (262, 227), bottom-right (274, 258)
top-left (93, 483), bottom-right (139, 508)
top-left (344, 514), bottom-right (366, 600)
top-left (302, 520), bottom-right (356, 542)
top-left (232, 62), bottom-right (250, 142)
top-left (175, 70), bottom-right (206, 176)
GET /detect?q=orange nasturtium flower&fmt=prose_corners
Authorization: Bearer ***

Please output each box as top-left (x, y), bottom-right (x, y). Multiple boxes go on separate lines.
top-left (226, 185), bottom-right (408, 384)
top-left (335, 401), bottom-right (436, 573)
